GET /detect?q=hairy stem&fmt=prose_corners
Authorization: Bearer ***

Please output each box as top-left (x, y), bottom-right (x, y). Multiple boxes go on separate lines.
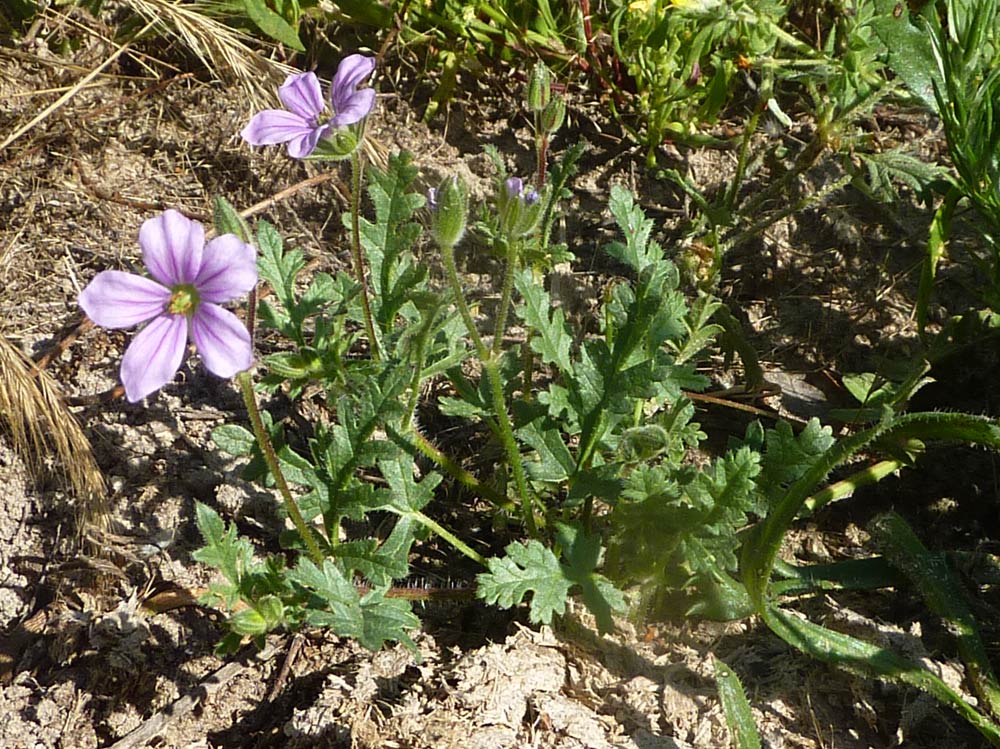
top-left (397, 427), bottom-right (509, 508)
top-left (350, 150), bottom-right (380, 361)
top-left (482, 357), bottom-right (538, 536)
top-left (492, 239), bottom-right (520, 357)
top-left (440, 242), bottom-right (538, 536)
top-left (441, 244), bottom-right (489, 361)
top-left (237, 371), bottom-right (325, 564)
top-left (407, 509), bottom-right (487, 566)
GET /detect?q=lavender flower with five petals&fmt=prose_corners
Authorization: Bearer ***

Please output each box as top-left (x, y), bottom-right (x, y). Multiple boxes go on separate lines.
top-left (79, 209), bottom-right (258, 402)
top-left (241, 54), bottom-right (376, 158)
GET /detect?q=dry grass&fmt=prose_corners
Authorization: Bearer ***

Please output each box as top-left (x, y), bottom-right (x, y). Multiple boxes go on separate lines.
top-left (0, 336), bottom-right (108, 539)
top-left (119, 0), bottom-right (293, 108)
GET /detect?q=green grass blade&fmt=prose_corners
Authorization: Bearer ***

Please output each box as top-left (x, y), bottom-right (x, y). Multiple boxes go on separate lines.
top-left (916, 188), bottom-right (959, 337)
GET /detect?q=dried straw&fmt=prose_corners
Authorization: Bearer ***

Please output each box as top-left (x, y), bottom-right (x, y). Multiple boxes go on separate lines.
top-left (0, 336), bottom-right (108, 537)
top-left (118, 0), bottom-right (293, 108)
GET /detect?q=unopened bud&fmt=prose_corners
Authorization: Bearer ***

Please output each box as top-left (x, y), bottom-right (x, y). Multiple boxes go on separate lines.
top-left (526, 62), bottom-right (552, 112)
top-left (497, 176), bottom-right (542, 238)
top-left (541, 97), bottom-right (565, 135)
top-left (308, 128), bottom-right (360, 161)
top-left (429, 176), bottom-right (468, 249)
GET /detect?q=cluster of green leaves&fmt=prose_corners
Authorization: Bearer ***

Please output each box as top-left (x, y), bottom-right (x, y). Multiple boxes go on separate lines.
top-left (611, 0), bottom-right (788, 157)
top-left (197, 143), bottom-right (741, 650)
top-left (203, 154), bottom-right (468, 654)
top-left (875, 0), bottom-right (1000, 333)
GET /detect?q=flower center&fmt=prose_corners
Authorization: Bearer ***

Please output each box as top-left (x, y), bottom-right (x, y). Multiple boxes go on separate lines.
top-left (315, 107), bottom-right (333, 127)
top-left (167, 284), bottom-right (200, 316)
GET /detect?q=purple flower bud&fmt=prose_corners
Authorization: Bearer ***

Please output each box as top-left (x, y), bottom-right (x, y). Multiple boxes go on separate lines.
top-left (497, 176), bottom-right (542, 238)
top-left (504, 176), bottom-right (524, 199)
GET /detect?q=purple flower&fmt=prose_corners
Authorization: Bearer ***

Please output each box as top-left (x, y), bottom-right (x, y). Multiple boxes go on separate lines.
top-left (79, 210), bottom-right (258, 402)
top-left (241, 55), bottom-right (376, 159)
top-left (503, 176), bottom-right (539, 204)
top-left (504, 176), bottom-right (524, 199)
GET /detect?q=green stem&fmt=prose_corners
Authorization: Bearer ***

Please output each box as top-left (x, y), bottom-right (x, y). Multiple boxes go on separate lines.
top-left (408, 510), bottom-right (487, 566)
top-left (350, 150), bottom-right (380, 361)
top-left (535, 130), bottom-right (548, 189)
top-left (802, 458), bottom-right (907, 514)
top-left (402, 309), bottom-right (436, 431)
top-left (389, 425), bottom-right (510, 509)
top-left (440, 242), bottom-right (538, 536)
top-left (483, 357), bottom-right (538, 536)
top-left (441, 243), bottom-right (489, 361)
top-left (237, 371), bottom-right (325, 564)
top-left (492, 239), bottom-right (520, 357)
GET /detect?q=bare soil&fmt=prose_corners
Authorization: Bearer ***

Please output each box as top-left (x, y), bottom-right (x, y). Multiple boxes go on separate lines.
top-left (2, 15), bottom-right (999, 749)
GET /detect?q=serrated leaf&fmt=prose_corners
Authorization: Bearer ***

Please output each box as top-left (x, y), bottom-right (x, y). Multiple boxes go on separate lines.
top-left (229, 607), bottom-right (268, 636)
top-left (354, 152), bottom-right (426, 336)
top-left (606, 185), bottom-right (661, 272)
top-left (555, 523), bottom-right (626, 633)
top-left (869, 0), bottom-right (941, 111)
top-left (288, 558), bottom-right (364, 639)
top-left (257, 220), bottom-right (304, 317)
top-left (517, 420), bottom-right (575, 483)
top-left (514, 268), bottom-right (574, 373)
top-left (477, 540), bottom-right (571, 624)
top-left (358, 588), bottom-right (420, 653)
top-left (378, 454), bottom-right (440, 514)
top-left (212, 424), bottom-right (255, 457)
top-left (437, 395), bottom-right (488, 419)
top-left (759, 419), bottom-right (835, 502)
top-left (192, 502), bottom-right (258, 607)
top-left (331, 538), bottom-right (409, 587)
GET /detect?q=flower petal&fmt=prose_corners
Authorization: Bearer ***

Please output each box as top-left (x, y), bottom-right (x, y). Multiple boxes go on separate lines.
top-left (79, 271), bottom-right (170, 328)
top-left (241, 109), bottom-right (314, 147)
top-left (286, 124), bottom-right (329, 159)
top-left (190, 303), bottom-right (253, 378)
top-left (139, 210), bottom-right (205, 286)
top-left (278, 72), bottom-right (326, 121)
top-left (194, 234), bottom-right (257, 303)
top-left (330, 89), bottom-right (376, 127)
top-left (330, 54), bottom-right (375, 116)
top-left (120, 314), bottom-right (188, 402)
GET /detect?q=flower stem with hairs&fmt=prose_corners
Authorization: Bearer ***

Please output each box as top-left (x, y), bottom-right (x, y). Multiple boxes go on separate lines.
top-left (237, 370), bottom-right (326, 564)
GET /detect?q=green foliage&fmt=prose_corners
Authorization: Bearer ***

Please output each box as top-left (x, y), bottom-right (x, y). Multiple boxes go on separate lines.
top-left (477, 540), bottom-right (572, 625)
top-left (877, 0), bottom-right (1000, 327)
top-left (242, 0), bottom-right (304, 51)
top-left (764, 605), bottom-right (1000, 746)
top-left (194, 502), bottom-right (421, 654)
top-left (605, 445), bottom-right (760, 618)
top-left (715, 660), bottom-right (762, 749)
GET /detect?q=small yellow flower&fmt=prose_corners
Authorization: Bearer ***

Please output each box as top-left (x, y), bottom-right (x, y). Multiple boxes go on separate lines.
top-left (629, 0), bottom-right (653, 12)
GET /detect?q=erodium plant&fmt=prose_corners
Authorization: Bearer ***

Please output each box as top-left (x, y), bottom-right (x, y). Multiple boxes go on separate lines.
top-left (76, 55), bottom-right (1000, 743)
